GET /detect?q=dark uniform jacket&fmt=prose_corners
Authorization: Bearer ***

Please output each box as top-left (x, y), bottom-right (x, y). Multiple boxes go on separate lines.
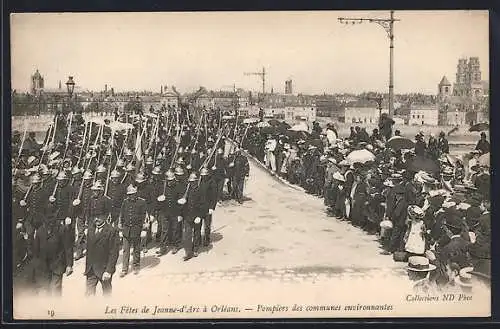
top-left (233, 154), bottom-right (250, 179)
top-left (53, 184), bottom-right (73, 219)
top-left (108, 181), bottom-right (126, 214)
top-left (119, 196), bottom-right (147, 238)
top-left (159, 183), bottom-right (181, 217)
top-left (33, 222), bottom-right (72, 276)
top-left (84, 224), bottom-right (120, 278)
top-left (27, 185), bottom-right (47, 228)
top-left (180, 184), bottom-right (202, 220)
top-left (198, 177), bottom-right (217, 214)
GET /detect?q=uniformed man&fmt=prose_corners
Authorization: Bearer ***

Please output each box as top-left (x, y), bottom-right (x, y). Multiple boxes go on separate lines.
top-left (20, 173), bottom-right (46, 255)
top-left (87, 180), bottom-right (112, 231)
top-left (198, 167), bottom-right (217, 247)
top-left (156, 169), bottom-right (180, 255)
top-left (150, 166), bottom-right (164, 242)
top-left (135, 171), bottom-right (153, 252)
top-left (107, 169), bottom-right (125, 226)
top-left (171, 166), bottom-right (187, 254)
top-left (232, 147), bottom-right (250, 204)
top-left (118, 184), bottom-right (147, 276)
top-left (48, 171), bottom-right (74, 275)
top-left (181, 172), bottom-right (203, 261)
top-left (73, 170), bottom-right (94, 260)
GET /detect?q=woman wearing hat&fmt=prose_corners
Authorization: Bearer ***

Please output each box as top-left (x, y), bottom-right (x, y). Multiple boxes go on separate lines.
top-left (404, 205), bottom-right (427, 256)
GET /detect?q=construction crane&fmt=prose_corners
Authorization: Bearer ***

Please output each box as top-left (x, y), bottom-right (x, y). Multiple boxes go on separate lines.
top-left (244, 67), bottom-right (266, 96)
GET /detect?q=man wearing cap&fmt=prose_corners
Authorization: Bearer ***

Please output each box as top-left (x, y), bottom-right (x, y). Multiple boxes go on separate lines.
top-left (32, 210), bottom-right (73, 296)
top-left (180, 173), bottom-right (203, 261)
top-left (135, 172), bottom-right (154, 250)
top-left (386, 173), bottom-right (410, 253)
top-left (119, 184), bottom-right (147, 276)
top-left (150, 166), bottom-right (164, 242)
top-left (210, 148), bottom-right (227, 203)
top-left (84, 205), bottom-right (120, 296)
top-left (407, 256), bottom-right (438, 294)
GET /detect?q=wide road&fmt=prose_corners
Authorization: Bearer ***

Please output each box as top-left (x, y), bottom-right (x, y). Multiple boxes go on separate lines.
top-left (13, 156), bottom-right (490, 319)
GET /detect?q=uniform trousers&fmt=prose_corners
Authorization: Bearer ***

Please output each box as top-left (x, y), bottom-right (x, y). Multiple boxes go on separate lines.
top-left (168, 217), bottom-right (183, 248)
top-left (122, 235), bottom-right (141, 272)
top-left (158, 213), bottom-right (172, 250)
top-left (233, 177), bottom-right (245, 202)
top-left (203, 214), bottom-right (213, 245)
top-left (214, 179), bottom-right (225, 202)
top-left (183, 217), bottom-right (202, 256)
top-left (85, 269), bottom-right (112, 296)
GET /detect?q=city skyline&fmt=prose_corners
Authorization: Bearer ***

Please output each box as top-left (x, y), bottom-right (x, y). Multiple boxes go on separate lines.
top-left (11, 11), bottom-right (488, 95)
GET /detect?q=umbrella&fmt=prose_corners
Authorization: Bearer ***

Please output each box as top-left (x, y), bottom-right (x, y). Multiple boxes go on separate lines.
top-left (346, 149), bottom-right (375, 164)
top-left (267, 119), bottom-right (281, 126)
top-left (256, 121), bottom-right (270, 128)
top-left (289, 123), bottom-right (309, 132)
top-left (386, 136), bottom-right (415, 151)
top-left (408, 155), bottom-right (440, 176)
top-left (478, 152), bottom-right (490, 167)
top-left (285, 130), bottom-right (310, 141)
top-left (243, 117), bottom-right (259, 124)
top-left (469, 122), bottom-right (489, 132)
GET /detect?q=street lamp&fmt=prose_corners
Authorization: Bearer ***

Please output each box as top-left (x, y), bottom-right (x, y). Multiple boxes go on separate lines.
top-left (66, 76), bottom-right (75, 98)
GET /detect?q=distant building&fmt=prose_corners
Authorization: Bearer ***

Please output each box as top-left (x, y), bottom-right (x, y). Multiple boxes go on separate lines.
top-left (344, 107), bottom-right (388, 125)
top-left (160, 86), bottom-right (180, 109)
top-left (447, 109), bottom-right (466, 126)
top-left (453, 57), bottom-right (484, 98)
top-left (285, 80), bottom-right (293, 94)
top-left (408, 104), bottom-right (439, 126)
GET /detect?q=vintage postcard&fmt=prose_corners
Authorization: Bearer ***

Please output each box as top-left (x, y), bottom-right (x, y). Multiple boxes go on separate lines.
top-left (10, 10), bottom-right (490, 319)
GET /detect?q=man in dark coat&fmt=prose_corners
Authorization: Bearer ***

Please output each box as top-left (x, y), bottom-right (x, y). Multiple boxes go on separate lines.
top-left (232, 148), bottom-right (250, 204)
top-left (469, 200), bottom-right (490, 277)
top-left (156, 170), bottom-right (180, 256)
top-left (350, 172), bottom-right (370, 228)
top-left (386, 176), bottom-right (409, 253)
top-left (198, 167), bottom-right (217, 247)
top-left (118, 185), bottom-right (147, 276)
top-left (475, 132), bottom-right (490, 155)
top-left (378, 113), bottom-right (395, 141)
top-left (181, 173), bottom-right (203, 261)
top-left (107, 169), bottom-right (126, 226)
top-left (437, 131), bottom-right (449, 155)
top-left (84, 209), bottom-right (120, 296)
top-left (32, 210), bottom-right (73, 296)
top-left (73, 170), bottom-right (94, 260)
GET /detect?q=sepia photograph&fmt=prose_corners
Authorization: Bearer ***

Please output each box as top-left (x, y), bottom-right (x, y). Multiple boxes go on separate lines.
top-left (9, 10), bottom-right (490, 319)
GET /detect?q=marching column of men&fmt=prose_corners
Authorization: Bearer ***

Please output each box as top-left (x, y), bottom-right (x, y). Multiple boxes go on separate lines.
top-left (12, 109), bottom-right (251, 297)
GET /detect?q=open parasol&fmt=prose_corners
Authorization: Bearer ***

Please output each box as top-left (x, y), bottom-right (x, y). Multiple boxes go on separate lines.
top-left (346, 149), bottom-right (375, 164)
top-left (469, 122), bottom-right (489, 132)
top-left (387, 136), bottom-right (415, 151)
top-left (243, 117), bottom-right (259, 124)
top-left (256, 121), bottom-right (271, 128)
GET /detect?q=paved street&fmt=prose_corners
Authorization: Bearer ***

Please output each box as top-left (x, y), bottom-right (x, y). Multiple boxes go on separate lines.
top-left (13, 157), bottom-right (490, 319)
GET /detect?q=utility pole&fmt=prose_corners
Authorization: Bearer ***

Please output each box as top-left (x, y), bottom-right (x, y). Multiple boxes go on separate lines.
top-left (338, 10), bottom-right (399, 117)
top-left (244, 67), bottom-right (266, 100)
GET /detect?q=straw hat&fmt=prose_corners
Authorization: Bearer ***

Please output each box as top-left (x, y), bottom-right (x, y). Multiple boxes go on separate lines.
top-left (407, 256), bottom-right (437, 272)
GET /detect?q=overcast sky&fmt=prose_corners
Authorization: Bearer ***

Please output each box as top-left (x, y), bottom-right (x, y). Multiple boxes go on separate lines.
top-left (10, 11), bottom-right (488, 95)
